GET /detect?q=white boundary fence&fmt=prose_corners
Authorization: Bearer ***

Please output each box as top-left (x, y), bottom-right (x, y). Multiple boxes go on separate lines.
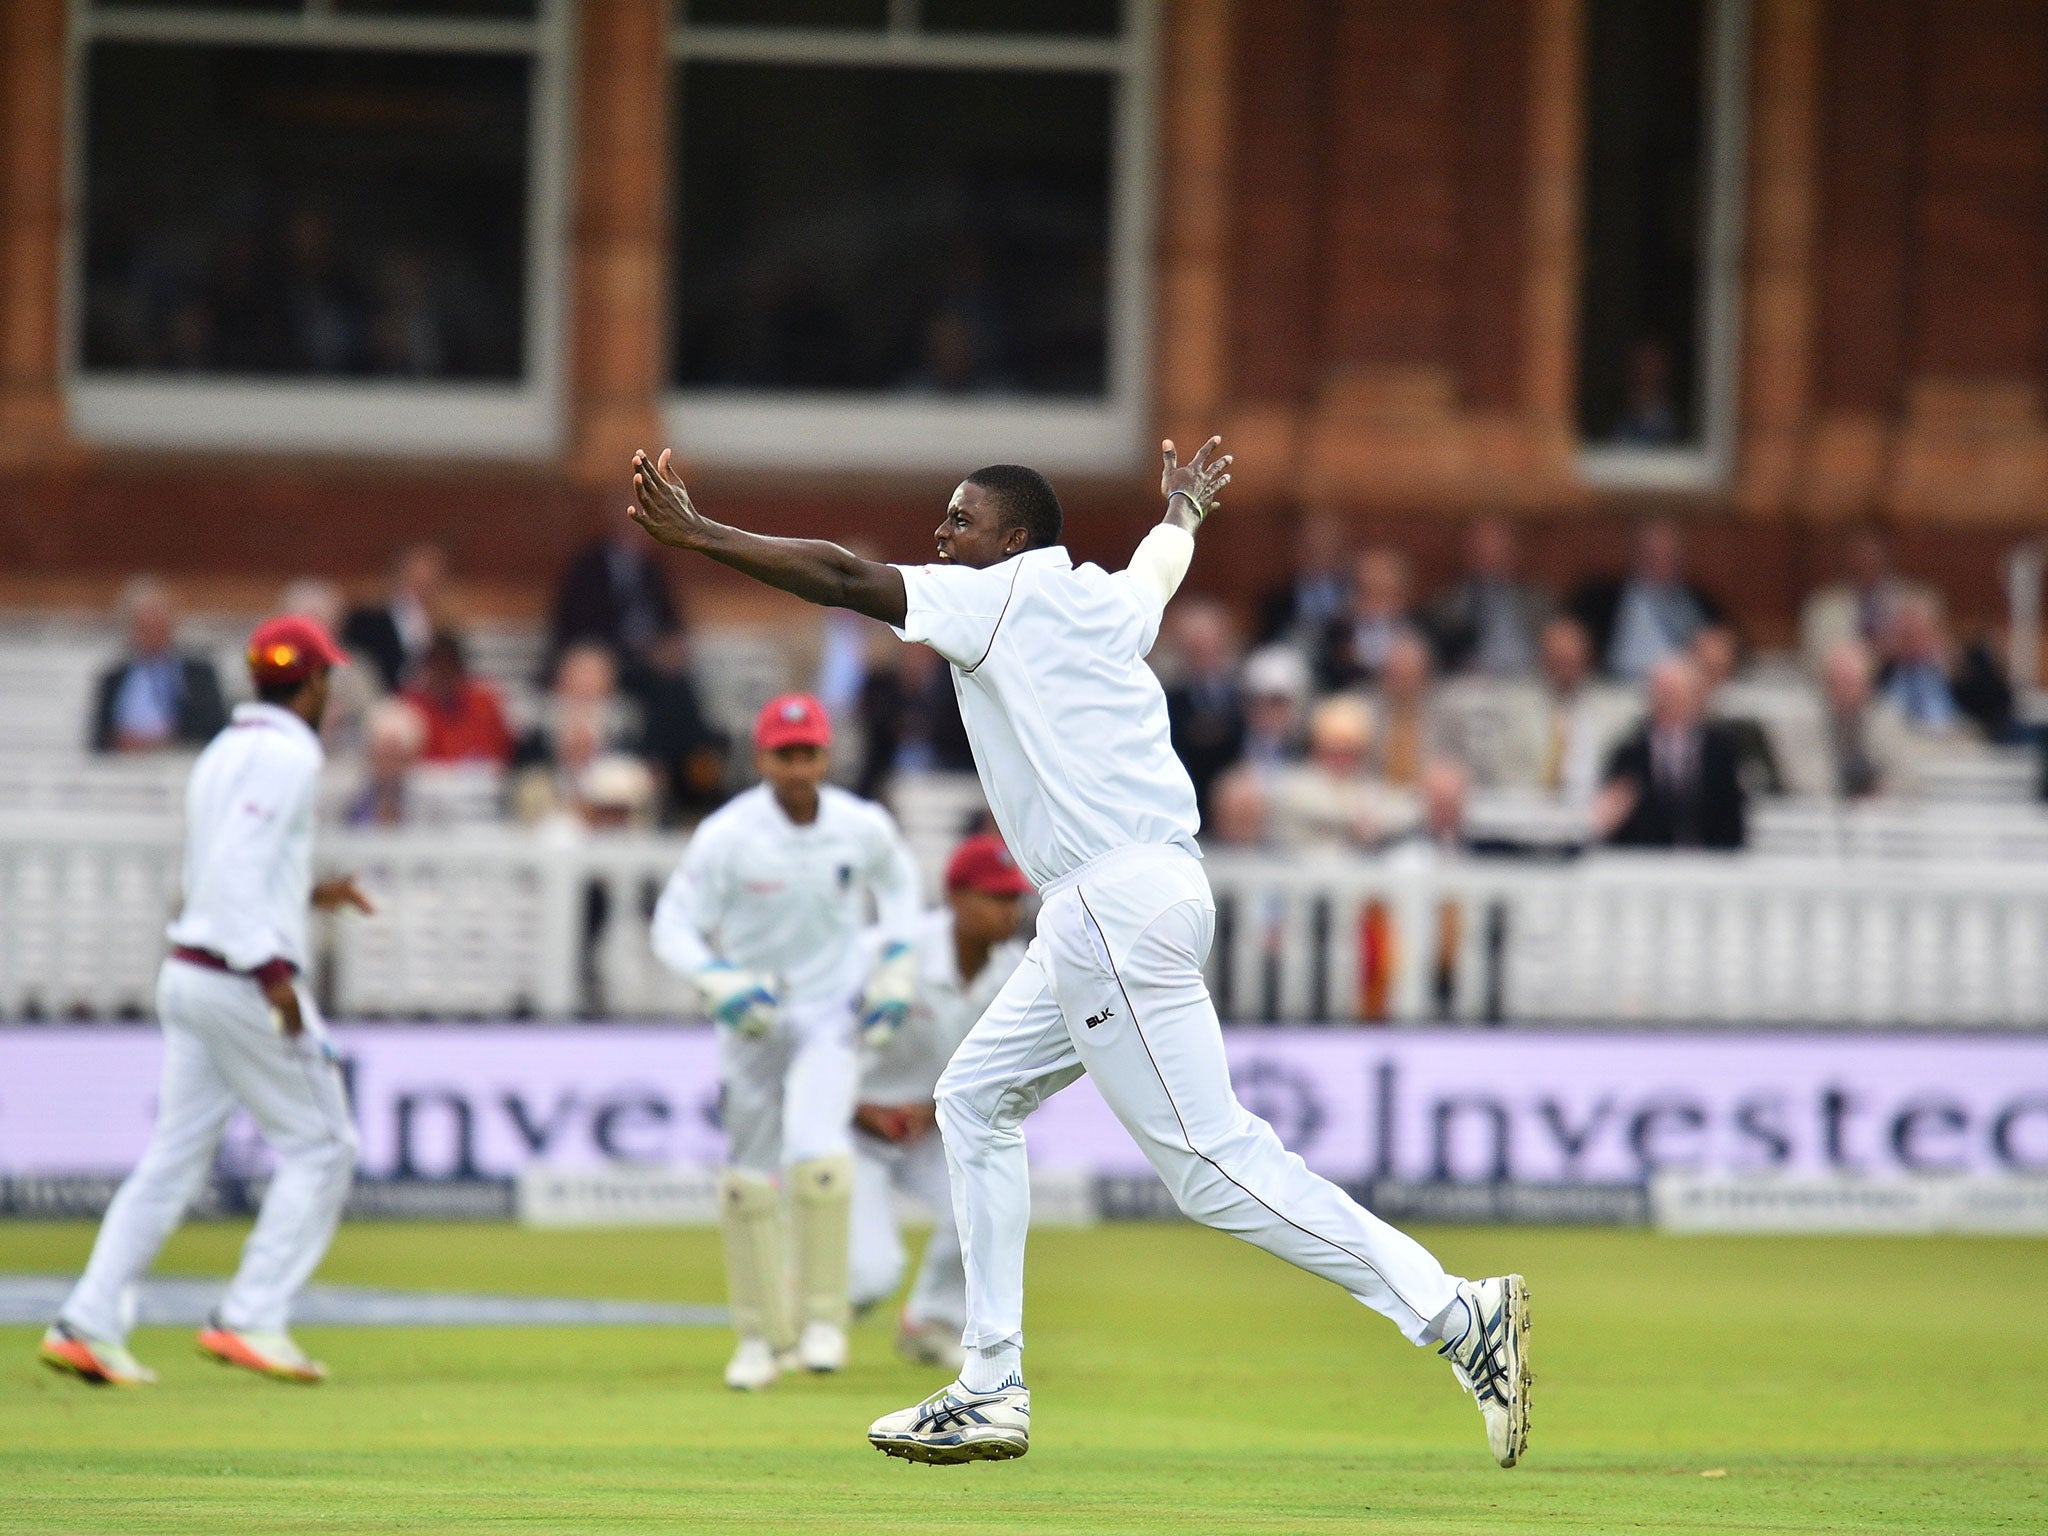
top-left (4, 818), bottom-right (2047, 1027)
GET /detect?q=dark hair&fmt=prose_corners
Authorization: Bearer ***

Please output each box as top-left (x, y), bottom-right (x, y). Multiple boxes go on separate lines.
top-left (966, 464), bottom-right (1063, 550)
top-left (255, 676), bottom-right (307, 706)
top-left (425, 630), bottom-right (467, 673)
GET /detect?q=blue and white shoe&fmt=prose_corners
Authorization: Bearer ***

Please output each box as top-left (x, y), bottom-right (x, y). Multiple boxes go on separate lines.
top-left (868, 1376), bottom-right (1030, 1464)
top-left (1439, 1274), bottom-right (1531, 1467)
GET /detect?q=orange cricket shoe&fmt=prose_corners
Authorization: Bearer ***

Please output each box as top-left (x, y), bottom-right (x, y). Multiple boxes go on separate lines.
top-left (39, 1320), bottom-right (158, 1386)
top-left (196, 1320), bottom-right (327, 1383)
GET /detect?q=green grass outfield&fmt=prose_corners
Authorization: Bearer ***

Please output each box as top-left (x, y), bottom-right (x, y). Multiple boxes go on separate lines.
top-left (0, 1221), bottom-right (2041, 1535)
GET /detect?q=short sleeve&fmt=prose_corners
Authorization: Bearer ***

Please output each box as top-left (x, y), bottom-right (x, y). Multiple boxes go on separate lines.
top-left (891, 561), bottom-right (1023, 671)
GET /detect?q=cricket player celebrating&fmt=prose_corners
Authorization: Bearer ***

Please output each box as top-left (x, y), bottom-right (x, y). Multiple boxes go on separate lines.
top-left (850, 833), bottom-right (1029, 1371)
top-left (651, 694), bottom-right (922, 1391)
top-left (628, 440), bottom-right (1529, 1468)
top-left (41, 616), bottom-right (370, 1387)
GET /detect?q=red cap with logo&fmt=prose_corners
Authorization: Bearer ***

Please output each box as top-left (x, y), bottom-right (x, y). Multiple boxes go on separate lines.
top-left (945, 834), bottom-right (1032, 897)
top-left (247, 615), bottom-right (348, 687)
top-left (753, 692), bottom-right (833, 752)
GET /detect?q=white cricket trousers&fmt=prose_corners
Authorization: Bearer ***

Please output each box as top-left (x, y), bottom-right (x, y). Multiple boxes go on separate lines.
top-left (935, 845), bottom-right (1461, 1367)
top-left (720, 993), bottom-right (859, 1171)
top-left (60, 958), bottom-right (357, 1344)
top-left (849, 1127), bottom-right (964, 1331)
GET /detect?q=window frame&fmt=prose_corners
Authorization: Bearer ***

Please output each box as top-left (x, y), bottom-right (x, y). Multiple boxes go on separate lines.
top-left (662, 2), bottom-right (1158, 475)
top-left (1575, 0), bottom-right (1750, 491)
top-left (61, 0), bottom-right (576, 459)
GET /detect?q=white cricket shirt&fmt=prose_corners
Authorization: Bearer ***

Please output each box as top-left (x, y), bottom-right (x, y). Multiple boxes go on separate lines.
top-left (858, 907), bottom-right (1025, 1105)
top-left (891, 546), bottom-right (1201, 889)
top-left (651, 783), bottom-right (922, 1004)
top-left (165, 702), bottom-right (324, 973)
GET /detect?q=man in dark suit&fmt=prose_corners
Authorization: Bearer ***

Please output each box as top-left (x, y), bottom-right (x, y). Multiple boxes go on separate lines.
top-left (90, 577), bottom-right (228, 753)
top-left (1163, 599), bottom-right (1246, 821)
top-left (1595, 656), bottom-right (1747, 850)
top-left (1570, 519), bottom-right (1723, 682)
top-left (1425, 515), bottom-right (1551, 677)
top-left (546, 529), bottom-right (681, 689)
top-left (342, 543), bottom-right (445, 692)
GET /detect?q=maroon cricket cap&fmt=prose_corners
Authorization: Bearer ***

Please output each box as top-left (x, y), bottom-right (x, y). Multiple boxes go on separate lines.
top-left (754, 693), bottom-right (833, 752)
top-left (247, 615), bottom-right (348, 686)
top-left (945, 834), bottom-right (1032, 897)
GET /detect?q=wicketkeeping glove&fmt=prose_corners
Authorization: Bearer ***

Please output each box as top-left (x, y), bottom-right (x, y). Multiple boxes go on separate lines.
top-left (694, 961), bottom-right (779, 1037)
top-left (857, 942), bottom-right (918, 1050)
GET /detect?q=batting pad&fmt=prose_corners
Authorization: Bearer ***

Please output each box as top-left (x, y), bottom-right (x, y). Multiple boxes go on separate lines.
top-left (788, 1154), bottom-right (854, 1331)
top-left (718, 1169), bottom-right (794, 1350)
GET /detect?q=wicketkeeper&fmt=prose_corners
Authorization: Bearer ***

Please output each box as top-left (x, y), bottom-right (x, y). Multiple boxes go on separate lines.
top-left (651, 693), bottom-right (922, 1389)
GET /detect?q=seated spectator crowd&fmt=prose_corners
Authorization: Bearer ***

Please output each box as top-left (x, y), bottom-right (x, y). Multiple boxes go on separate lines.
top-left (78, 514), bottom-right (2021, 857)
top-left (1171, 516), bottom-right (2023, 858)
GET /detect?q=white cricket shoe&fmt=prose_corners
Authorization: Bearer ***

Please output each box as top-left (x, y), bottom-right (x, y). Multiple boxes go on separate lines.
top-left (895, 1314), bottom-right (966, 1373)
top-left (1438, 1274), bottom-right (1530, 1467)
top-left (724, 1337), bottom-right (782, 1391)
top-left (793, 1321), bottom-right (847, 1374)
top-left (868, 1376), bottom-right (1030, 1464)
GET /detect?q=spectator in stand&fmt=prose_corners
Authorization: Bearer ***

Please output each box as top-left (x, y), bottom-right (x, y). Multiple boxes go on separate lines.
top-left (1594, 656), bottom-right (1746, 850)
top-left (1425, 516), bottom-right (1550, 676)
top-left (1573, 519), bottom-right (1723, 681)
top-left (547, 525), bottom-right (680, 689)
top-left (1367, 630), bottom-right (1449, 789)
top-left (1257, 509), bottom-right (1351, 647)
top-left (1800, 526), bottom-right (1910, 675)
top-left (857, 637), bottom-right (974, 800)
top-left (1691, 624), bottom-right (1783, 796)
top-left (1238, 644), bottom-right (1311, 777)
top-left (1818, 639), bottom-right (1916, 799)
top-left (1318, 548), bottom-right (1417, 692)
top-left (636, 627), bottom-right (729, 825)
top-left (512, 642), bottom-right (642, 823)
top-left (343, 543), bottom-right (446, 692)
top-left (401, 630), bottom-right (513, 765)
top-left (1879, 591), bottom-right (2015, 742)
top-left (90, 576), bottom-right (228, 754)
top-left (278, 577), bottom-right (378, 756)
top-left (346, 699), bottom-right (426, 828)
top-left (577, 753), bottom-right (659, 832)
top-left (1164, 599), bottom-right (1246, 821)
top-left (1205, 765), bottom-right (1275, 850)
top-left (1525, 615), bottom-right (1623, 803)
top-left (1270, 695), bottom-right (1416, 853)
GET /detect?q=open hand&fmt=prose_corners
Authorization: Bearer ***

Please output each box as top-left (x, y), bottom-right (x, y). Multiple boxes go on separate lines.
top-left (629, 449), bottom-right (712, 551)
top-left (1161, 435), bottom-right (1232, 528)
top-left (312, 874), bottom-right (375, 915)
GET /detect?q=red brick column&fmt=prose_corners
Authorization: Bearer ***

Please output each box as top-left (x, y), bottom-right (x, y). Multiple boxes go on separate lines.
top-left (0, 0), bottom-right (70, 466)
top-left (567, 0), bottom-right (672, 489)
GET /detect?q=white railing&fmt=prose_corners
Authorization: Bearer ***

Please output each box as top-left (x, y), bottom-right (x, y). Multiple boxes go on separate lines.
top-left (4, 818), bottom-right (2047, 1027)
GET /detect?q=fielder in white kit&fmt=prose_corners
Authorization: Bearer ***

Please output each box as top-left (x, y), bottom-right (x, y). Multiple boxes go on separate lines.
top-left (627, 439), bottom-right (1529, 1468)
top-left (849, 832), bottom-right (1029, 1371)
top-left (650, 693), bottom-right (923, 1390)
top-left (42, 615), bottom-right (371, 1388)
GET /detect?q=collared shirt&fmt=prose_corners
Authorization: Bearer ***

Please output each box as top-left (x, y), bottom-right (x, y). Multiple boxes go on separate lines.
top-left (858, 907), bottom-right (1025, 1105)
top-left (110, 655), bottom-right (184, 745)
top-left (891, 546), bottom-right (1200, 889)
top-left (650, 783), bottom-right (922, 1003)
top-left (165, 703), bottom-right (324, 972)
top-left (1608, 580), bottom-right (1705, 681)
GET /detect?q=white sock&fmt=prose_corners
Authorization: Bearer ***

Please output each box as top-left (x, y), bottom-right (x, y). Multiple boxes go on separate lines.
top-left (1429, 1288), bottom-right (1474, 1353)
top-left (959, 1343), bottom-right (1022, 1394)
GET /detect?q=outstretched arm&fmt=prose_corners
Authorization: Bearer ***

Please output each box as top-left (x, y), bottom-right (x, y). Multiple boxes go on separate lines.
top-left (628, 449), bottom-right (908, 627)
top-left (1126, 435), bottom-right (1233, 609)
